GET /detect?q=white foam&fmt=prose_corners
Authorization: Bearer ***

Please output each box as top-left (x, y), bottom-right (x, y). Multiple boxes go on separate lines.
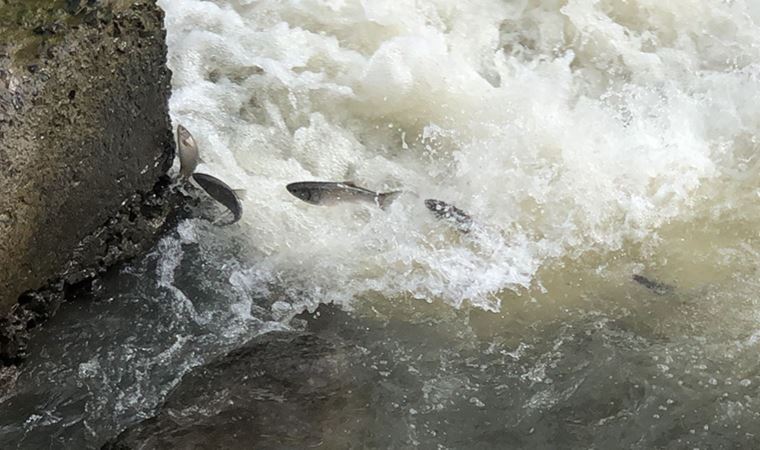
top-left (158, 0), bottom-right (760, 311)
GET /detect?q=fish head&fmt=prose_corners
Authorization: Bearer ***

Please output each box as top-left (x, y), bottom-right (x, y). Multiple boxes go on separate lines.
top-left (177, 124), bottom-right (197, 150)
top-left (424, 199), bottom-right (448, 215)
top-left (287, 183), bottom-right (320, 204)
top-left (177, 124), bottom-right (200, 178)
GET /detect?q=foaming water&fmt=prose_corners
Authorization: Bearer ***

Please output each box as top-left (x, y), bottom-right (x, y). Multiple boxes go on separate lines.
top-left (145, 7), bottom-right (760, 444)
top-left (158, 0), bottom-right (760, 312)
top-left (0, 222), bottom-right (290, 448)
top-left (4, 2), bottom-right (760, 447)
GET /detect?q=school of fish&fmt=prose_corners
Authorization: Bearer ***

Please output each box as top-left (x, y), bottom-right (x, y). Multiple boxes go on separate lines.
top-left (175, 125), bottom-right (668, 291)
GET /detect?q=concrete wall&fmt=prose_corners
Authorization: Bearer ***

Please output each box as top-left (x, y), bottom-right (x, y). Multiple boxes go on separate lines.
top-left (0, 0), bottom-right (175, 356)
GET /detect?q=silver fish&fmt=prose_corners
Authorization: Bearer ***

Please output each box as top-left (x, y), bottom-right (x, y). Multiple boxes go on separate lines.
top-left (632, 274), bottom-right (674, 295)
top-left (192, 172), bottom-right (243, 224)
top-left (286, 181), bottom-right (401, 210)
top-left (424, 199), bottom-right (474, 233)
top-left (177, 124), bottom-right (199, 179)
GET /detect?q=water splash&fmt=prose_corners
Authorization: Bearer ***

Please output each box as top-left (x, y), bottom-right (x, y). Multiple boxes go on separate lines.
top-left (157, 0), bottom-right (760, 312)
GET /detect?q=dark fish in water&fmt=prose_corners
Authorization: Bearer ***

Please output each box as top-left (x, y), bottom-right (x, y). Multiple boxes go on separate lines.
top-left (424, 199), bottom-right (474, 233)
top-left (632, 274), bottom-right (674, 295)
top-left (286, 181), bottom-right (402, 210)
top-left (192, 172), bottom-right (243, 224)
top-left (177, 124), bottom-right (200, 179)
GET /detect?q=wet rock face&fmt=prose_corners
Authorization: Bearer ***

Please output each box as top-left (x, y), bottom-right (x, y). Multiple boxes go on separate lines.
top-left (0, 1), bottom-right (174, 339)
top-left (0, 177), bottom-right (190, 365)
top-left (106, 331), bottom-right (372, 450)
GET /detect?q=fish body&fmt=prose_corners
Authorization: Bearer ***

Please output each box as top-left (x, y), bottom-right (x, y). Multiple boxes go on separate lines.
top-left (632, 274), bottom-right (674, 295)
top-left (177, 124), bottom-right (199, 179)
top-left (192, 172), bottom-right (243, 224)
top-left (286, 181), bottom-right (401, 209)
top-left (424, 199), bottom-right (474, 233)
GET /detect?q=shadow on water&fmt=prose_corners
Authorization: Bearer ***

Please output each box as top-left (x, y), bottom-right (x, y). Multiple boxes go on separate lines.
top-left (105, 288), bottom-right (760, 449)
top-left (293, 297), bottom-right (760, 449)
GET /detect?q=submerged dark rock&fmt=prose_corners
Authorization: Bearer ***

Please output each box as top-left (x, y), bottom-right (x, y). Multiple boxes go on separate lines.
top-left (105, 331), bottom-right (372, 449)
top-left (0, 1), bottom-right (177, 362)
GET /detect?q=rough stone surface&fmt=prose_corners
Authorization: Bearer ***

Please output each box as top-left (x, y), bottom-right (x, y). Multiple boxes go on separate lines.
top-left (0, 0), bottom-right (176, 360)
top-left (0, 177), bottom-right (191, 364)
top-left (105, 331), bottom-right (373, 450)
top-left (0, 365), bottom-right (18, 403)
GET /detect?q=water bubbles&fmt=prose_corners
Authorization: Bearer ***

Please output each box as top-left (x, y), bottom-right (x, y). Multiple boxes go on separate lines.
top-left (78, 359), bottom-right (101, 379)
top-left (157, 0), bottom-right (760, 314)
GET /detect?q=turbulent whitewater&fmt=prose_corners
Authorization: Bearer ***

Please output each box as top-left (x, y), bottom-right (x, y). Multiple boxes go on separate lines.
top-left (160, 0), bottom-right (760, 313)
top-left (3, 1), bottom-right (760, 448)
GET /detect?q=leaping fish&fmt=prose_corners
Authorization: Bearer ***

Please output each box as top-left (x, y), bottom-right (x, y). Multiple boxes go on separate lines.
top-left (192, 172), bottom-right (243, 225)
top-left (177, 124), bottom-right (200, 179)
top-left (424, 199), bottom-right (474, 233)
top-left (286, 181), bottom-right (402, 210)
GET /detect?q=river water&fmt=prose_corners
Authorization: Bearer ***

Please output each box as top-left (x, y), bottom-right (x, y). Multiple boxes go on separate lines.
top-left (3, 0), bottom-right (760, 447)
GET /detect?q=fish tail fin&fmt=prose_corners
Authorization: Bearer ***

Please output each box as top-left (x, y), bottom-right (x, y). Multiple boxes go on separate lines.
top-left (377, 191), bottom-right (403, 210)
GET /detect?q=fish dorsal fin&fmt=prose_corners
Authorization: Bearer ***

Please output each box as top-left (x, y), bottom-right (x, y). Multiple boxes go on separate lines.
top-left (232, 188), bottom-right (246, 196)
top-left (342, 181), bottom-right (358, 187)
